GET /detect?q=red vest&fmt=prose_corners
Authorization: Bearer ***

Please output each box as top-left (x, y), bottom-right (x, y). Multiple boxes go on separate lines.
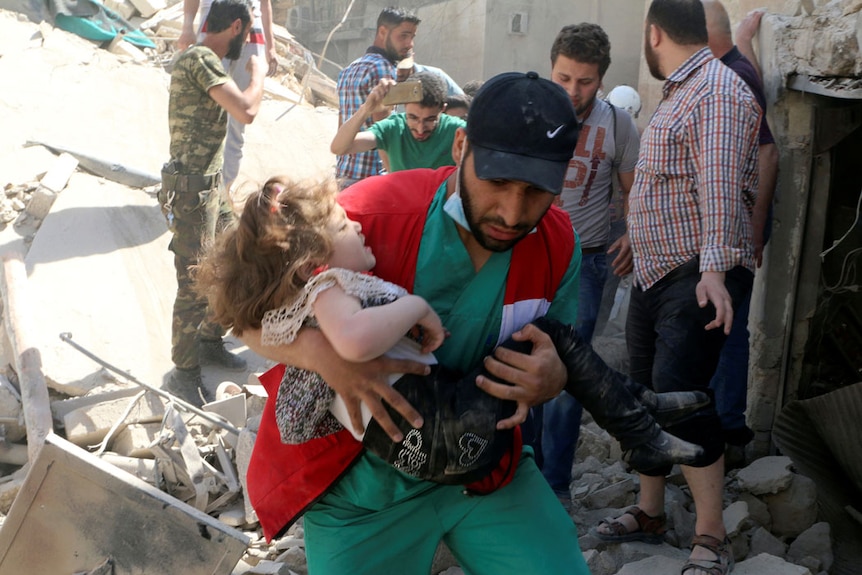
top-left (247, 167), bottom-right (576, 541)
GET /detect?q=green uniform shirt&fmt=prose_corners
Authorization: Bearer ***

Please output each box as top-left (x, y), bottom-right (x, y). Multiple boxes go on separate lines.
top-left (168, 45), bottom-right (229, 175)
top-left (340, 180), bottom-right (580, 503)
top-left (368, 113), bottom-right (465, 172)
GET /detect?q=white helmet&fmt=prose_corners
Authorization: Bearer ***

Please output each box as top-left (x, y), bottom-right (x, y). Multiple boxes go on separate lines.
top-left (607, 85), bottom-right (642, 118)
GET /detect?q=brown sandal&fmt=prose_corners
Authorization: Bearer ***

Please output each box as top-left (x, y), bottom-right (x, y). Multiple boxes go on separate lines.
top-left (681, 534), bottom-right (734, 575)
top-left (592, 506), bottom-right (667, 544)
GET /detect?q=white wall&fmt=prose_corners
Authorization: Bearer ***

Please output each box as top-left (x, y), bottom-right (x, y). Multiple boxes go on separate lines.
top-left (412, 0), bottom-right (645, 92)
top-left (412, 0), bottom-right (488, 87)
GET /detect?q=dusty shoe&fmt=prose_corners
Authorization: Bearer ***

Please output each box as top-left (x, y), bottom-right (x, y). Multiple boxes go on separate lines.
top-left (624, 380), bottom-right (711, 427)
top-left (623, 429), bottom-right (705, 474)
top-left (199, 339), bottom-right (247, 371)
top-left (163, 367), bottom-right (207, 408)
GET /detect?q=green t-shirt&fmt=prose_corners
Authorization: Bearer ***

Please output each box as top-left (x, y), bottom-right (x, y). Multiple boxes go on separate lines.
top-left (368, 113), bottom-right (465, 172)
top-left (168, 45), bottom-right (229, 175)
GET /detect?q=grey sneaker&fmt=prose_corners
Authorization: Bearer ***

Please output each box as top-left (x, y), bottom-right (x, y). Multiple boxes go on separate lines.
top-left (199, 339), bottom-right (247, 371)
top-left (163, 367), bottom-right (207, 408)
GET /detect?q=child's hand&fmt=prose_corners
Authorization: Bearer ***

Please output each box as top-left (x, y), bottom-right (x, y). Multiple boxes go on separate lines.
top-left (416, 308), bottom-right (447, 353)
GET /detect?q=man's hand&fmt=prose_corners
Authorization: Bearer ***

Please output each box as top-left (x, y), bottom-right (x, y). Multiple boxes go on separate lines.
top-left (363, 78), bottom-right (396, 116)
top-left (177, 29), bottom-right (197, 51)
top-left (317, 355), bottom-right (429, 442)
top-left (696, 270), bottom-right (733, 334)
top-left (265, 46), bottom-right (278, 77)
top-left (476, 324), bottom-right (567, 430)
top-left (609, 233), bottom-right (633, 276)
top-left (736, 9), bottom-right (764, 46)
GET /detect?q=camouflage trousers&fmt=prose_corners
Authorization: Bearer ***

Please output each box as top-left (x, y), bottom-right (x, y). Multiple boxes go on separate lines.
top-left (165, 182), bottom-right (234, 369)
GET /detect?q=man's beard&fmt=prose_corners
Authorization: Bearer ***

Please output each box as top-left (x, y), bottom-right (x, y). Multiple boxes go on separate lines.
top-left (644, 40), bottom-right (665, 81)
top-left (226, 32), bottom-right (245, 61)
top-left (384, 34), bottom-right (405, 63)
top-left (575, 93), bottom-right (597, 118)
top-left (458, 166), bottom-right (536, 253)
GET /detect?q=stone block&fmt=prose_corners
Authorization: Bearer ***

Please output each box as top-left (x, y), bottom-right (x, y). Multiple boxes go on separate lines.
top-left (583, 478), bottom-right (634, 509)
top-left (787, 522), bottom-right (833, 572)
top-left (39, 151), bottom-right (78, 192)
top-left (102, 0), bottom-right (136, 20)
top-left (24, 186), bottom-right (56, 220)
top-left (0, 373), bottom-right (24, 442)
top-left (737, 455), bottom-right (794, 495)
top-left (111, 421), bottom-right (163, 457)
top-left (127, 0), bottom-right (165, 18)
top-left (733, 553), bottom-right (814, 574)
top-left (63, 392), bottom-right (166, 447)
top-left (738, 492), bottom-right (773, 530)
top-left (724, 500), bottom-right (751, 537)
top-left (762, 473), bottom-right (818, 537)
top-left (108, 36), bottom-right (148, 62)
top-left (750, 526), bottom-right (788, 558)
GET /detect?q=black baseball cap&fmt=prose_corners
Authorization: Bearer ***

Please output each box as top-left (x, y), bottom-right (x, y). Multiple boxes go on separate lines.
top-left (466, 71), bottom-right (580, 195)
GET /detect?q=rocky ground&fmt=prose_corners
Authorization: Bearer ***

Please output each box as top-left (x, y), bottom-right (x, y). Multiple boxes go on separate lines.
top-left (0, 4), bottom-right (842, 575)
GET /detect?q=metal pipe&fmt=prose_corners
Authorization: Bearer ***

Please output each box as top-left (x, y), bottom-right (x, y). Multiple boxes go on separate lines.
top-left (58, 333), bottom-right (240, 435)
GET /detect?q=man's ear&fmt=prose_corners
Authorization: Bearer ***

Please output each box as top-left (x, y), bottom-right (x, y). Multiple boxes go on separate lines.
top-left (451, 128), bottom-right (467, 165)
top-left (375, 24), bottom-right (388, 43)
top-left (648, 23), bottom-right (662, 48)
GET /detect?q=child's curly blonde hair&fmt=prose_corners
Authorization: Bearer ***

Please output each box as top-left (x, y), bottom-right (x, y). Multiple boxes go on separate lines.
top-left (195, 176), bottom-right (339, 336)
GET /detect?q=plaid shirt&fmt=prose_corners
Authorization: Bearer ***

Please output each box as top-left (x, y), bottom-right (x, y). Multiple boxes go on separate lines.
top-left (629, 48), bottom-right (760, 289)
top-left (335, 49), bottom-right (396, 180)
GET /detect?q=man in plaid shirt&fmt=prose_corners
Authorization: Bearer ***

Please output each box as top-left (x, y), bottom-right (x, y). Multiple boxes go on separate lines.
top-left (593, 2), bottom-right (760, 574)
top-left (335, 7), bottom-right (420, 189)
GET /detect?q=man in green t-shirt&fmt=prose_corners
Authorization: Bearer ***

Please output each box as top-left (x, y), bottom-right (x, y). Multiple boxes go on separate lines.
top-left (160, 0), bottom-right (265, 405)
top-left (330, 70), bottom-right (465, 173)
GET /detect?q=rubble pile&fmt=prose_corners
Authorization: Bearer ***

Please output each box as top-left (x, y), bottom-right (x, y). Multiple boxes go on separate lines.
top-left (0, 4), bottom-right (843, 575)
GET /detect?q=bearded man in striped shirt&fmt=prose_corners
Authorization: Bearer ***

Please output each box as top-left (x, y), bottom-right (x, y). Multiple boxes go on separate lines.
top-left (593, 2), bottom-right (760, 575)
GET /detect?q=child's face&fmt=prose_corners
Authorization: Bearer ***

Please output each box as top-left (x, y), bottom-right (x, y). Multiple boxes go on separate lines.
top-left (326, 205), bottom-right (376, 272)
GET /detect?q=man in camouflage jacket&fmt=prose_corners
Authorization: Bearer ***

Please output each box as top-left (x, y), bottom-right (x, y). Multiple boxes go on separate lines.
top-left (160, 0), bottom-right (265, 404)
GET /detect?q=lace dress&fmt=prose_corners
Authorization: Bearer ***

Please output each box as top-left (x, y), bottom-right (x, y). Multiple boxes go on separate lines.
top-left (261, 268), bottom-right (408, 444)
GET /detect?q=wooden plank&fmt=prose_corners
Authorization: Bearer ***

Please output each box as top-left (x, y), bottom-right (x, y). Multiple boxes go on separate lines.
top-left (1, 254), bottom-right (53, 462)
top-left (0, 433), bottom-right (249, 574)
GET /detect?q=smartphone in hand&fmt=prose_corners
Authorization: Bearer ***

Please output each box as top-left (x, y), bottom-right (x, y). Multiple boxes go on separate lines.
top-left (381, 80), bottom-right (422, 106)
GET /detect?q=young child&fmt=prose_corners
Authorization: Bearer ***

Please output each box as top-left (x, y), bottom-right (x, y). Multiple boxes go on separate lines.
top-left (196, 176), bottom-right (709, 483)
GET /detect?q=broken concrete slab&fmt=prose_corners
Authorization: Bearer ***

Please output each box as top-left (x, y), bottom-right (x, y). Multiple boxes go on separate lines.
top-left (22, 174), bottom-right (174, 395)
top-left (0, 433), bottom-right (249, 574)
top-left (737, 455), bottom-right (795, 495)
top-left (63, 391), bottom-right (166, 447)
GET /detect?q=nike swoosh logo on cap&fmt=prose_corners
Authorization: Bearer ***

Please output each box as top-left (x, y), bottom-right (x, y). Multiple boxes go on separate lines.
top-left (546, 125), bottom-right (565, 138)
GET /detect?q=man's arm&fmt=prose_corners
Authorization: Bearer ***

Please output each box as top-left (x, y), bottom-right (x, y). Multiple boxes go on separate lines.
top-left (752, 142), bottom-right (778, 267)
top-left (609, 169), bottom-right (634, 276)
top-left (736, 10), bottom-right (765, 81)
top-left (177, 0), bottom-right (201, 50)
top-left (209, 56), bottom-right (266, 124)
top-left (242, 326), bottom-right (429, 440)
top-left (330, 79), bottom-right (394, 155)
top-left (259, 0), bottom-right (278, 76)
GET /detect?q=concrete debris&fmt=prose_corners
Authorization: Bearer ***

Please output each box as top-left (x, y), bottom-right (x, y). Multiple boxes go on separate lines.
top-left (0, 3), bottom-right (851, 575)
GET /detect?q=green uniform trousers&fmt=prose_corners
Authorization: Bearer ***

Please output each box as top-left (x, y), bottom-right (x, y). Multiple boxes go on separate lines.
top-left (303, 449), bottom-right (590, 575)
top-left (168, 185), bottom-right (226, 369)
